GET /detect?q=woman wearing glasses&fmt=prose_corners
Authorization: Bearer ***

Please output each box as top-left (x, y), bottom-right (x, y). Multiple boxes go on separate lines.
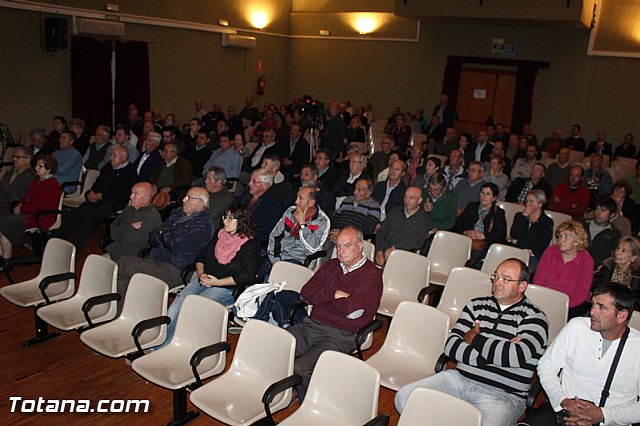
top-left (592, 236), bottom-right (640, 311)
top-left (534, 220), bottom-right (594, 318)
top-left (158, 204), bottom-right (259, 348)
top-left (0, 154), bottom-right (61, 269)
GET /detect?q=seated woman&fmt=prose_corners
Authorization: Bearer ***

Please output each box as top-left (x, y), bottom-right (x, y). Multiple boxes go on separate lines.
top-left (510, 189), bottom-right (554, 273)
top-left (535, 220), bottom-right (594, 319)
top-left (484, 154), bottom-right (509, 200)
top-left (455, 182), bottom-right (507, 266)
top-left (592, 236), bottom-right (640, 310)
top-left (413, 156), bottom-right (442, 189)
top-left (160, 204), bottom-right (260, 347)
top-left (610, 179), bottom-right (639, 236)
top-left (0, 154), bottom-right (61, 268)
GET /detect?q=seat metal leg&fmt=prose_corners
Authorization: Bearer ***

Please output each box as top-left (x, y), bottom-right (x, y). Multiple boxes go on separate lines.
top-left (166, 387), bottom-right (199, 426)
top-left (24, 308), bottom-right (60, 347)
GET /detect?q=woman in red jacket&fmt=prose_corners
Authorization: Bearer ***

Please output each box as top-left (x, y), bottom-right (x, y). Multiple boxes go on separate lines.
top-left (0, 154), bottom-right (61, 267)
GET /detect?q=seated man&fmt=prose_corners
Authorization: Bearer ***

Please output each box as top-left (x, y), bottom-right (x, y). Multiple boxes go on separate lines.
top-left (548, 165), bottom-right (590, 219)
top-left (510, 142), bottom-right (539, 180)
top-left (297, 163), bottom-right (336, 218)
top-left (332, 153), bottom-right (369, 198)
top-left (181, 129), bottom-right (212, 180)
top-left (103, 125), bottom-right (139, 165)
top-left (261, 154), bottom-right (295, 208)
top-left (453, 161), bottom-right (484, 214)
top-left (331, 177), bottom-right (381, 238)
top-left (582, 196), bottom-right (622, 268)
top-left (148, 142), bottom-right (193, 203)
top-left (526, 282), bottom-right (640, 426)
top-left (133, 131), bottom-right (162, 182)
top-left (55, 145), bottom-right (137, 251)
top-left (52, 129), bottom-right (82, 193)
top-left (545, 147), bottom-right (572, 190)
top-left (315, 148), bottom-right (339, 190)
top-left (584, 153), bottom-right (614, 208)
top-left (289, 227), bottom-right (383, 401)
top-left (116, 187), bottom-right (213, 311)
top-left (506, 162), bottom-right (552, 204)
top-left (82, 125), bottom-right (111, 171)
top-left (200, 131), bottom-right (242, 182)
top-left (267, 186), bottom-right (329, 270)
top-left (204, 166), bottom-right (234, 224)
top-left (104, 182), bottom-right (162, 261)
top-left (0, 147), bottom-right (36, 217)
top-left (375, 186), bottom-right (430, 267)
top-left (395, 259), bottom-right (549, 426)
top-left (373, 159), bottom-right (407, 222)
top-left (277, 123), bottom-right (310, 182)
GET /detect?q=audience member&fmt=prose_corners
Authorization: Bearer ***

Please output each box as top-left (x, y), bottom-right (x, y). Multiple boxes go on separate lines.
top-left (435, 127), bottom-right (459, 158)
top-left (321, 101), bottom-right (346, 160)
top-left (331, 177), bottom-right (380, 238)
top-left (246, 128), bottom-right (278, 173)
top-left (333, 153), bottom-right (369, 198)
top-left (432, 94), bottom-right (455, 129)
top-left (104, 182), bottom-right (161, 261)
top-left (261, 154), bottom-right (295, 208)
top-left (395, 258), bottom-right (548, 426)
top-left (52, 130), bottom-right (82, 193)
top-left (540, 127), bottom-right (564, 159)
top-left (29, 127), bottom-right (54, 159)
top-left (585, 130), bottom-right (613, 157)
top-left (564, 124), bottom-right (586, 151)
top-left (133, 131), bottom-right (162, 182)
top-left (391, 114), bottom-right (412, 151)
top-left (610, 179), bottom-right (639, 236)
top-left (105, 125), bottom-right (139, 165)
top-left (413, 155), bottom-right (441, 189)
top-left (510, 189), bottom-right (553, 273)
top-left (443, 149), bottom-right (466, 191)
top-left (149, 142), bottom-right (192, 203)
top-left (69, 117), bottom-right (90, 156)
top-left (484, 154), bottom-right (509, 199)
top-left (521, 123), bottom-right (538, 146)
top-left (0, 147), bottom-right (36, 217)
top-left (180, 130), bottom-right (211, 180)
top-left (0, 154), bottom-right (61, 267)
top-left (46, 115), bottom-right (67, 150)
top-left (424, 115), bottom-right (445, 142)
top-left (592, 237), bottom-right (640, 311)
top-left (200, 131), bottom-right (242, 181)
top-left (204, 166), bottom-right (234, 225)
top-left (584, 153), bottom-right (614, 207)
top-left (406, 143), bottom-right (424, 185)
top-left (297, 164), bottom-right (336, 218)
top-left (470, 129), bottom-right (492, 163)
top-left (548, 165), bottom-right (590, 219)
top-left (422, 173), bottom-right (457, 234)
top-left (289, 226), bottom-right (382, 401)
top-left (375, 186), bottom-right (430, 266)
top-left (315, 148), bottom-right (339, 190)
top-left (82, 125), bottom-right (111, 171)
top-left (535, 220), bottom-right (594, 318)
top-left (582, 197), bottom-right (622, 268)
top-left (277, 123), bottom-right (310, 182)
top-left (545, 147), bottom-right (572, 190)
top-left (624, 162), bottom-right (640, 205)
top-left (506, 162), bottom-right (552, 204)
top-left (239, 96), bottom-right (260, 125)
top-left (454, 160), bottom-right (484, 214)
top-left (614, 133), bottom-right (636, 160)
top-left (510, 143), bottom-right (539, 180)
top-left (369, 135), bottom-right (395, 179)
top-left (373, 159), bottom-right (407, 222)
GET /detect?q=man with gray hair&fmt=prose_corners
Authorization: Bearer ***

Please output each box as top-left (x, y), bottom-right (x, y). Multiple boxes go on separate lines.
top-left (116, 186), bottom-right (214, 312)
top-left (0, 147), bottom-right (35, 216)
top-left (204, 166), bottom-right (234, 223)
top-left (29, 127), bottom-right (55, 158)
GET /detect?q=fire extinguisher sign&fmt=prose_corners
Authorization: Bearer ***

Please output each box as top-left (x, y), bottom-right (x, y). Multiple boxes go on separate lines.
top-left (257, 60), bottom-right (263, 73)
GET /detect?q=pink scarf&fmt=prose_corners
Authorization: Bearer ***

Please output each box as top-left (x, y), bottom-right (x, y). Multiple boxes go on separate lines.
top-left (214, 229), bottom-right (249, 265)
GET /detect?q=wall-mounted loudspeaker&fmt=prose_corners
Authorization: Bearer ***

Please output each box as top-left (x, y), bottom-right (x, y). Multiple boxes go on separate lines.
top-left (42, 17), bottom-right (68, 52)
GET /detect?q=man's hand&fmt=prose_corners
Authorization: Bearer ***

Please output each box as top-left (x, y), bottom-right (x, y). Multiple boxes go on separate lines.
top-left (384, 246), bottom-right (395, 260)
top-left (334, 290), bottom-right (350, 299)
top-left (293, 206), bottom-right (306, 226)
top-left (12, 203), bottom-right (21, 215)
top-left (522, 204), bottom-right (533, 218)
top-left (509, 334), bottom-right (523, 343)
top-left (86, 191), bottom-right (102, 203)
top-left (329, 229), bottom-right (339, 243)
top-left (375, 251), bottom-right (386, 266)
top-left (424, 199), bottom-right (434, 212)
top-left (463, 321), bottom-right (481, 345)
top-left (160, 187), bottom-right (171, 193)
top-left (562, 398), bottom-right (604, 426)
top-left (282, 158), bottom-right (292, 166)
top-left (131, 221), bottom-right (143, 230)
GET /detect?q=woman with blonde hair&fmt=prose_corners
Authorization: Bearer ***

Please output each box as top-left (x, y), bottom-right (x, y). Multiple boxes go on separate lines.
top-left (534, 220), bottom-right (594, 318)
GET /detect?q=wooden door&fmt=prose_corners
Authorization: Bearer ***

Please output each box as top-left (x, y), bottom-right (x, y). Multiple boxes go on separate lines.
top-left (455, 68), bottom-right (516, 136)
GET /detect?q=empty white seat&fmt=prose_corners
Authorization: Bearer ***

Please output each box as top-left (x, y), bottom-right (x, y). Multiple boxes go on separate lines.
top-left (367, 302), bottom-right (449, 390)
top-left (435, 267), bottom-right (492, 326)
top-left (427, 231), bottom-right (472, 286)
top-left (80, 273), bottom-right (169, 358)
top-left (397, 387), bottom-right (482, 426)
top-left (525, 283), bottom-right (569, 342)
top-left (37, 254), bottom-right (118, 330)
top-left (480, 243), bottom-right (530, 275)
top-left (544, 210), bottom-right (572, 245)
top-left (378, 250), bottom-right (430, 317)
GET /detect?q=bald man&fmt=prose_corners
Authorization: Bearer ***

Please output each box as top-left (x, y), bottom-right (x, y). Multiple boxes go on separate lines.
top-left (115, 186), bottom-right (214, 312)
top-left (104, 182), bottom-right (162, 261)
top-left (375, 186), bottom-right (431, 266)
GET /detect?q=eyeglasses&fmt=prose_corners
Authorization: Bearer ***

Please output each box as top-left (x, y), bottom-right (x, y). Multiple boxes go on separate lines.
top-left (35, 164), bottom-right (47, 169)
top-left (222, 215), bottom-right (237, 221)
top-left (13, 155), bottom-right (29, 160)
top-left (184, 195), bottom-right (204, 202)
top-left (490, 274), bottom-right (522, 285)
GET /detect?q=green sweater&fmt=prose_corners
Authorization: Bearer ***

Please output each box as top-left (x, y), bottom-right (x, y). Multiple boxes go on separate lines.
top-left (422, 189), bottom-right (457, 231)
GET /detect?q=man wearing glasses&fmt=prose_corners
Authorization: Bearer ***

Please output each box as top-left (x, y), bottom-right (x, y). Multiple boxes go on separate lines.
top-left (115, 186), bottom-right (214, 313)
top-left (0, 147), bottom-right (35, 217)
top-left (395, 258), bottom-right (549, 426)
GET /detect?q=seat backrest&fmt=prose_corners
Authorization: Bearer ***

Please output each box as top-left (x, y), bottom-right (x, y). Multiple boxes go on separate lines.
top-left (398, 387), bottom-right (482, 426)
top-left (544, 210), bottom-right (572, 245)
top-left (121, 273), bottom-right (169, 341)
top-left (428, 231), bottom-right (472, 275)
top-left (76, 254), bottom-right (118, 318)
top-left (569, 150), bottom-right (584, 166)
top-left (497, 201), bottom-right (525, 239)
top-left (303, 351), bottom-right (380, 423)
top-left (39, 238), bottom-right (76, 297)
top-left (231, 320), bottom-right (296, 385)
top-left (411, 133), bottom-right (427, 147)
top-left (174, 295), bottom-right (229, 373)
top-left (384, 302), bottom-right (449, 371)
top-left (605, 167), bottom-right (625, 183)
top-left (269, 261), bottom-right (314, 293)
top-left (382, 249), bottom-right (430, 302)
top-left (47, 192), bottom-right (65, 231)
top-left (330, 240), bottom-right (375, 262)
top-left (82, 169), bottom-right (100, 194)
top-left (437, 267), bottom-right (492, 325)
top-left (525, 283), bottom-right (569, 343)
top-left (65, 168), bottom-right (86, 198)
top-left (480, 243), bottom-right (530, 275)
top-left (629, 312), bottom-right (640, 331)
top-left (2, 146), bottom-right (16, 164)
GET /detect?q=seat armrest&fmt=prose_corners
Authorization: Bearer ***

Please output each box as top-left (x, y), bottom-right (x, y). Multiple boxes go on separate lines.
top-left (435, 353), bottom-right (452, 373)
top-left (131, 316), bottom-right (171, 355)
top-left (189, 341), bottom-right (231, 388)
top-left (363, 414), bottom-right (390, 426)
top-left (61, 180), bottom-right (82, 193)
top-left (181, 264), bottom-right (196, 286)
top-left (35, 209), bottom-right (63, 232)
top-left (259, 374), bottom-right (303, 425)
top-left (418, 284), bottom-right (443, 305)
top-left (38, 272), bottom-right (76, 304)
top-left (287, 300), bottom-right (309, 325)
top-left (526, 379), bottom-right (542, 408)
top-left (355, 319), bottom-right (384, 360)
top-left (137, 247), bottom-right (151, 258)
top-left (304, 250), bottom-right (326, 267)
top-left (81, 293), bottom-right (121, 328)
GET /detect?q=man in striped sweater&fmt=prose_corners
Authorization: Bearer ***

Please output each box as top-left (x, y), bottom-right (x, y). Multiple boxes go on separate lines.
top-left (395, 258), bottom-right (549, 426)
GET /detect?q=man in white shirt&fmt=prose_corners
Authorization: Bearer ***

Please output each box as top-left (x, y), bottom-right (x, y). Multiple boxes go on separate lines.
top-left (525, 282), bottom-right (640, 426)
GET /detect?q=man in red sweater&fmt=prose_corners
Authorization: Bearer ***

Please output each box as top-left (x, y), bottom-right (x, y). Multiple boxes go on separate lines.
top-left (548, 165), bottom-right (590, 219)
top-left (289, 226), bottom-right (383, 401)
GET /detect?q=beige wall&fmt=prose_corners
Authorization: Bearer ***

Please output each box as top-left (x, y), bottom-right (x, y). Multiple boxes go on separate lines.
top-left (2, 0), bottom-right (640, 146)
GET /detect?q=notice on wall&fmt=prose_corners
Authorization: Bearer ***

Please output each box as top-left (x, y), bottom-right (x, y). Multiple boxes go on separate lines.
top-left (473, 89), bottom-right (487, 99)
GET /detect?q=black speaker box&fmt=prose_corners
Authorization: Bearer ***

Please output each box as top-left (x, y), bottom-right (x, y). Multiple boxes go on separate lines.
top-left (42, 17), bottom-right (68, 52)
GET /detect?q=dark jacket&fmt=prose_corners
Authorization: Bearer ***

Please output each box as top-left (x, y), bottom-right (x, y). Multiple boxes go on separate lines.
top-left (149, 208), bottom-right (214, 271)
top-left (92, 162), bottom-right (139, 211)
top-left (592, 258), bottom-right (640, 311)
top-left (196, 232), bottom-right (260, 299)
top-left (505, 178), bottom-right (553, 203)
top-left (510, 211), bottom-right (553, 259)
top-left (133, 149), bottom-right (162, 182)
top-left (236, 187), bottom-right (283, 243)
top-left (372, 180), bottom-right (407, 220)
top-left (582, 220), bottom-right (621, 268)
top-left (455, 202), bottom-right (507, 246)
